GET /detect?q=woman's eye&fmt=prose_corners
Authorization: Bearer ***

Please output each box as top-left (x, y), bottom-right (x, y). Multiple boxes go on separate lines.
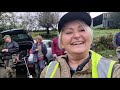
top-left (80, 29), bottom-right (85, 31)
top-left (78, 29), bottom-right (85, 32)
top-left (65, 31), bottom-right (73, 34)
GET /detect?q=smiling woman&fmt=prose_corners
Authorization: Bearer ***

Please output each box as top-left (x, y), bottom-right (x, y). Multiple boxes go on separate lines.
top-left (40, 12), bottom-right (120, 78)
top-left (60, 20), bottom-right (92, 60)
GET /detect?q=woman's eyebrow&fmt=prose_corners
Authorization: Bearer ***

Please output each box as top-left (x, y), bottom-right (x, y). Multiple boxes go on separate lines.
top-left (64, 28), bottom-right (73, 31)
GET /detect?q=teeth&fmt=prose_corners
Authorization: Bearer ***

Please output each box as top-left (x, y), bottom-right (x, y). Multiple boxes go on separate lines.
top-left (72, 42), bottom-right (83, 45)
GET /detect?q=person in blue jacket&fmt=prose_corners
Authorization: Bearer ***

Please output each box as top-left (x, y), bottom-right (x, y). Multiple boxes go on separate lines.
top-left (32, 35), bottom-right (47, 78)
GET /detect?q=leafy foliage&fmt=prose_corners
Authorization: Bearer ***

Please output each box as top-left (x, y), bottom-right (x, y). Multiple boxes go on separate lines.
top-left (109, 12), bottom-right (120, 29)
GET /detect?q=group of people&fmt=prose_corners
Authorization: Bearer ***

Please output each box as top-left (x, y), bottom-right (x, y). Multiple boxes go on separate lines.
top-left (1, 12), bottom-right (120, 78)
top-left (0, 34), bottom-right (65, 78)
top-left (30, 35), bottom-right (66, 78)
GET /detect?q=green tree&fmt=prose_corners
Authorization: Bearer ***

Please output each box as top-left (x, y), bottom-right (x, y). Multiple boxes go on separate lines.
top-left (0, 12), bottom-right (21, 31)
top-left (36, 12), bottom-right (59, 34)
top-left (109, 12), bottom-right (120, 29)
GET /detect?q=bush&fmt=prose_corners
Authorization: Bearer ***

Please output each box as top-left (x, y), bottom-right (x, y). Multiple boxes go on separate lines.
top-left (98, 50), bottom-right (116, 58)
top-left (40, 33), bottom-right (57, 39)
top-left (93, 33), bottom-right (114, 51)
top-left (92, 33), bottom-right (116, 57)
top-left (99, 34), bottom-right (114, 49)
top-left (32, 30), bottom-right (58, 39)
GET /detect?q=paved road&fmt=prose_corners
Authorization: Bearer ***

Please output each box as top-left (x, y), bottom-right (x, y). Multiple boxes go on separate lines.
top-left (0, 64), bottom-right (7, 78)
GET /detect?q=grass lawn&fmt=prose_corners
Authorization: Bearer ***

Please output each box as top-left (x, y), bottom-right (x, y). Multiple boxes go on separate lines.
top-left (93, 29), bottom-right (120, 39)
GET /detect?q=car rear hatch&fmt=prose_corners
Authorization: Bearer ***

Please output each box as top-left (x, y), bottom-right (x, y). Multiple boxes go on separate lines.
top-left (0, 29), bottom-right (33, 66)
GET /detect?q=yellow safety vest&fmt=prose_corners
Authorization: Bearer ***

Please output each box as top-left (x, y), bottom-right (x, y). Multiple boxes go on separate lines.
top-left (45, 50), bottom-right (116, 78)
top-left (90, 50), bottom-right (116, 78)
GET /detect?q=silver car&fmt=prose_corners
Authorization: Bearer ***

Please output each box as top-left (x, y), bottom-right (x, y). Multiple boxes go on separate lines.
top-left (42, 40), bottom-right (53, 62)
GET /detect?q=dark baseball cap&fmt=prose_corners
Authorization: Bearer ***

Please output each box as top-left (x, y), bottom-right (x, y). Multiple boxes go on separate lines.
top-left (58, 12), bottom-right (92, 33)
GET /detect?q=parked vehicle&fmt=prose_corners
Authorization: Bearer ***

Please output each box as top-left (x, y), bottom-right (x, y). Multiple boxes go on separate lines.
top-left (0, 29), bottom-right (33, 73)
top-left (42, 40), bottom-right (53, 63)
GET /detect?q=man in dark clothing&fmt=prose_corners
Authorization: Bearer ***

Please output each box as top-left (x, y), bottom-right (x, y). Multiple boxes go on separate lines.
top-left (1, 35), bottom-right (19, 78)
top-left (113, 32), bottom-right (120, 61)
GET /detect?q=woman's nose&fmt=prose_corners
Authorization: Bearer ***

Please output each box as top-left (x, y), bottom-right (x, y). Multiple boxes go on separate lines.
top-left (73, 32), bottom-right (80, 39)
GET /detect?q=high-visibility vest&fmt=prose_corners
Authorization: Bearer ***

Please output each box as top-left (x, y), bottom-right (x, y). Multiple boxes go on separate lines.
top-left (45, 50), bottom-right (116, 78)
top-left (90, 50), bottom-right (116, 78)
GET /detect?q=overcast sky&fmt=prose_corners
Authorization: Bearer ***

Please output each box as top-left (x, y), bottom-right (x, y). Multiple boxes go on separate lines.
top-left (90, 12), bottom-right (108, 18)
top-left (59, 12), bottom-right (108, 18)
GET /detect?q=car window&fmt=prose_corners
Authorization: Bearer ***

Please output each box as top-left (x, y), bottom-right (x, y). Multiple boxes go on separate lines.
top-left (11, 33), bottom-right (31, 42)
top-left (18, 34), bottom-right (29, 39)
top-left (0, 34), bottom-right (3, 49)
top-left (47, 41), bottom-right (52, 48)
top-left (43, 40), bottom-right (52, 48)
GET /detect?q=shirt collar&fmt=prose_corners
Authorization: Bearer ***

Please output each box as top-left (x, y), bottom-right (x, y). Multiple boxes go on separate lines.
top-left (62, 52), bottom-right (92, 72)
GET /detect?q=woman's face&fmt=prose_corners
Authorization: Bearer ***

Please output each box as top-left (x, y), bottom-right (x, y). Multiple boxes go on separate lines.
top-left (61, 21), bottom-right (92, 55)
top-left (35, 38), bottom-right (41, 43)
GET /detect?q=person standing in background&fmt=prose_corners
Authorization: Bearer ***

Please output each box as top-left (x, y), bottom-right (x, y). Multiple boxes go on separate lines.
top-left (113, 32), bottom-right (120, 62)
top-left (32, 35), bottom-right (47, 78)
top-left (51, 36), bottom-right (65, 60)
top-left (1, 35), bottom-right (19, 78)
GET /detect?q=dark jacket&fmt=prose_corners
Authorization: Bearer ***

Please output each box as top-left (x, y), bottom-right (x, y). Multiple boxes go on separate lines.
top-left (113, 32), bottom-right (120, 48)
top-left (32, 42), bottom-right (47, 62)
top-left (2, 40), bottom-right (19, 60)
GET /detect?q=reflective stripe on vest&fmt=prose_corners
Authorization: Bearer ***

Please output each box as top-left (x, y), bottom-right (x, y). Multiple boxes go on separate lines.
top-left (45, 61), bottom-right (59, 78)
top-left (90, 50), bottom-right (116, 78)
top-left (45, 50), bottom-right (116, 78)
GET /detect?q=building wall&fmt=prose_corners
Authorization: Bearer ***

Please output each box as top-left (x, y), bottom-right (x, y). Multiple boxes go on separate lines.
top-left (103, 13), bottom-right (112, 28)
top-left (93, 12), bottom-right (113, 29)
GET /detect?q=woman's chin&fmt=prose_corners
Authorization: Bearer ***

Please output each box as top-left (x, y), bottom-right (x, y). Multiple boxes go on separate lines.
top-left (72, 49), bottom-right (86, 54)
